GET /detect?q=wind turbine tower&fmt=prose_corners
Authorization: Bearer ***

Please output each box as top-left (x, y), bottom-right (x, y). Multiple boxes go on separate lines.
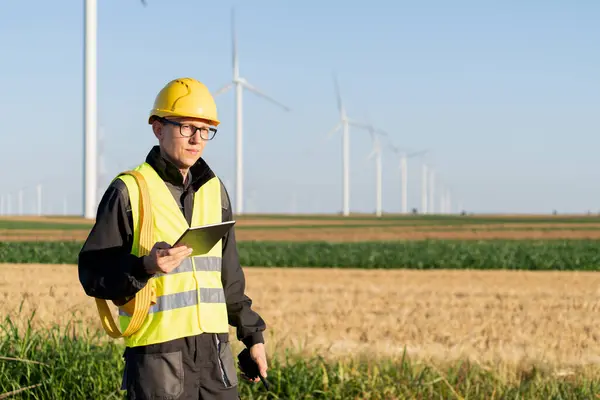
top-left (429, 169), bottom-right (436, 214)
top-left (83, 0), bottom-right (97, 219)
top-left (18, 189), bottom-right (23, 215)
top-left (421, 163), bottom-right (428, 214)
top-left (439, 186), bottom-right (446, 214)
top-left (325, 74), bottom-right (370, 216)
top-left (36, 184), bottom-right (42, 216)
top-left (390, 146), bottom-right (427, 214)
top-left (83, 0), bottom-right (147, 220)
top-left (214, 8), bottom-right (290, 215)
top-left (365, 127), bottom-right (387, 217)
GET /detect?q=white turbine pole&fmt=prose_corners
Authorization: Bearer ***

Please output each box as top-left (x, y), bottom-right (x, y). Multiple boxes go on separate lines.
top-left (0, 195), bottom-right (4, 215)
top-left (364, 123), bottom-right (387, 217)
top-left (214, 7), bottom-right (289, 215)
top-left (446, 190), bottom-right (452, 214)
top-left (318, 74), bottom-right (369, 216)
top-left (37, 184), bottom-right (42, 216)
top-left (231, 7), bottom-right (243, 215)
top-left (84, 0), bottom-right (98, 219)
top-left (421, 163), bottom-right (428, 214)
top-left (18, 189), bottom-right (23, 215)
top-left (64, 197), bottom-right (68, 216)
top-left (429, 169), bottom-right (435, 214)
top-left (376, 147), bottom-right (382, 217)
top-left (388, 145), bottom-right (427, 215)
top-left (400, 154), bottom-right (408, 214)
top-left (366, 133), bottom-right (383, 217)
top-left (235, 78), bottom-right (243, 214)
top-left (438, 182), bottom-right (444, 213)
top-left (440, 190), bottom-right (445, 214)
top-left (7, 194), bottom-right (11, 215)
top-left (342, 119), bottom-right (350, 216)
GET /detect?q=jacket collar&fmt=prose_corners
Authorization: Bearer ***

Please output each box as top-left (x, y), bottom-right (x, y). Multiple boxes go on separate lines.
top-left (145, 145), bottom-right (215, 190)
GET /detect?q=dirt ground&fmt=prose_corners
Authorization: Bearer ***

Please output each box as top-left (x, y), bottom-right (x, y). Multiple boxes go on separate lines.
top-left (233, 228), bottom-right (600, 241)
top-left (2, 264), bottom-right (600, 375)
top-left (4, 226), bottom-right (600, 242)
top-left (3, 215), bottom-right (600, 242)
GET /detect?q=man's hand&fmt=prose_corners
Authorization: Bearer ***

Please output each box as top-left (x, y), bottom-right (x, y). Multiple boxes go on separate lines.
top-left (143, 242), bottom-right (192, 275)
top-left (247, 343), bottom-right (268, 382)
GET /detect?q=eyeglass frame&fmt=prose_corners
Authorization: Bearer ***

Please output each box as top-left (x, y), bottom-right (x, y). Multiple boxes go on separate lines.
top-left (156, 117), bottom-right (218, 140)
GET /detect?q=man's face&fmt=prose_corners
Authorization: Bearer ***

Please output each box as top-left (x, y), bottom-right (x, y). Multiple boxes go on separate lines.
top-left (152, 117), bottom-right (215, 170)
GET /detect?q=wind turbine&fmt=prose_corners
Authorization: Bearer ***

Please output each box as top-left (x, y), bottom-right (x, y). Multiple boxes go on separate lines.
top-left (365, 126), bottom-right (388, 217)
top-left (83, 0), bottom-right (97, 219)
top-left (429, 168), bottom-right (436, 214)
top-left (421, 162), bottom-right (428, 214)
top-left (18, 189), bottom-right (23, 215)
top-left (389, 144), bottom-right (427, 214)
top-left (325, 74), bottom-right (369, 216)
top-left (214, 8), bottom-right (290, 215)
top-left (442, 186), bottom-right (452, 214)
top-left (83, 0), bottom-right (146, 219)
top-left (37, 184), bottom-right (42, 216)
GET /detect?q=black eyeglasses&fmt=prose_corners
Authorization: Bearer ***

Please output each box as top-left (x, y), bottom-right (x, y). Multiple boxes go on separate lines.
top-left (158, 117), bottom-right (217, 140)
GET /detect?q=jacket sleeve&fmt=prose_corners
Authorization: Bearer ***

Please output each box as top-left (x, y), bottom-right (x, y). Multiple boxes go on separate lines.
top-left (78, 179), bottom-right (154, 302)
top-left (219, 181), bottom-right (267, 348)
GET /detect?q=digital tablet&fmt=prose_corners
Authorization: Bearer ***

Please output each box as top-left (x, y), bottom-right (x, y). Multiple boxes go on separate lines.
top-left (173, 220), bottom-right (236, 256)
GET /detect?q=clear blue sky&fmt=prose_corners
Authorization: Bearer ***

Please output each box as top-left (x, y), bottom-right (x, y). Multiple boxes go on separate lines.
top-left (1, 0), bottom-right (599, 215)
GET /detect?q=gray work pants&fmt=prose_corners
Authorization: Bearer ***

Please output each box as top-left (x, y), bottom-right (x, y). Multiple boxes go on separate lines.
top-left (121, 333), bottom-right (240, 400)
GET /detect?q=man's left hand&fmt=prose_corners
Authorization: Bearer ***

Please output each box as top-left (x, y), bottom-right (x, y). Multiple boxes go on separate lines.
top-left (247, 343), bottom-right (268, 382)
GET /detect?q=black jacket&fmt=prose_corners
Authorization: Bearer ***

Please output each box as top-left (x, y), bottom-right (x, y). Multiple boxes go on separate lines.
top-left (78, 146), bottom-right (266, 348)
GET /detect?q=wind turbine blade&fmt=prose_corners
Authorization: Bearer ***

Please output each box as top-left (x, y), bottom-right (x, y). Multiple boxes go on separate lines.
top-left (348, 120), bottom-right (371, 130)
top-left (388, 142), bottom-right (402, 154)
top-left (365, 131), bottom-right (381, 160)
top-left (408, 149), bottom-right (428, 158)
top-left (366, 147), bottom-right (377, 161)
top-left (213, 82), bottom-right (234, 96)
top-left (333, 72), bottom-right (343, 114)
top-left (326, 121), bottom-right (342, 139)
top-left (242, 81), bottom-right (291, 111)
top-left (303, 121), bottom-right (341, 156)
top-left (384, 135), bottom-right (401, 150)
top-left (231, 7), bottom-right (238, 77)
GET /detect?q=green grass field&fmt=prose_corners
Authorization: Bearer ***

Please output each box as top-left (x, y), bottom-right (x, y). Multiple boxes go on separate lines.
top-left (2, 315), bottom-right (599, 399)
top-left (2, 239), bottom-right (600, 270)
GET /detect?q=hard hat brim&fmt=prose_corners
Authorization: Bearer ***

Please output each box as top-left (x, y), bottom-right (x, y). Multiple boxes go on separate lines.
top-left (148, 109), bottom-right (221, 126)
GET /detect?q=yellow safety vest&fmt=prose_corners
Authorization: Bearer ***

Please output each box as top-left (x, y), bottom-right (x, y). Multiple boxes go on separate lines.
top-left (94, 162), bottom-right (229, 347)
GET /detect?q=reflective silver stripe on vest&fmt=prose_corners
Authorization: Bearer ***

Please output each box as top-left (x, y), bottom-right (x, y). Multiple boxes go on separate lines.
top-left (118, 288), bottom-right (226, 316)
top-left (193, 256), bottom-right (222, 272)
top-left (200, 287), bottom-right (226, 303)
top-left (155, 256), bottom-right (222, 276)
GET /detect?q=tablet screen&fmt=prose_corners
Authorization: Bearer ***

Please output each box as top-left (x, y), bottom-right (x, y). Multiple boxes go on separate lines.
top-left (173, 220), bottom-right (236, 256)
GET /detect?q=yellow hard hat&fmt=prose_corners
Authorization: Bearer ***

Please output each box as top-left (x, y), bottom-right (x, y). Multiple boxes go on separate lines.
top-left (148, 77), bottom-right (220, 126)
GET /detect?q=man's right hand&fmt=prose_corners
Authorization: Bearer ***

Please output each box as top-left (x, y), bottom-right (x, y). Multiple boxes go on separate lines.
top-left (143, 242), bottom-right (193, 275)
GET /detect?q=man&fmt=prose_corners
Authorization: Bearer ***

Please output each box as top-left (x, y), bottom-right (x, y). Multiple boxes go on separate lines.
top-left (78, 77), bottom-right (267, 399)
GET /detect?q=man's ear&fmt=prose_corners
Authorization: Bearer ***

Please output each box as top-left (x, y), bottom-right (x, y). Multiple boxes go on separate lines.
top-left (152, 120), bottom-right (163, 140)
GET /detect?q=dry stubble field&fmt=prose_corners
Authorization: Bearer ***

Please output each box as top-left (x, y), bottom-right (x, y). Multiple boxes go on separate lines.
top-left (3, 263), bottom-right (600, 379)
top-left (5, 216), bottom-right (600, 242)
